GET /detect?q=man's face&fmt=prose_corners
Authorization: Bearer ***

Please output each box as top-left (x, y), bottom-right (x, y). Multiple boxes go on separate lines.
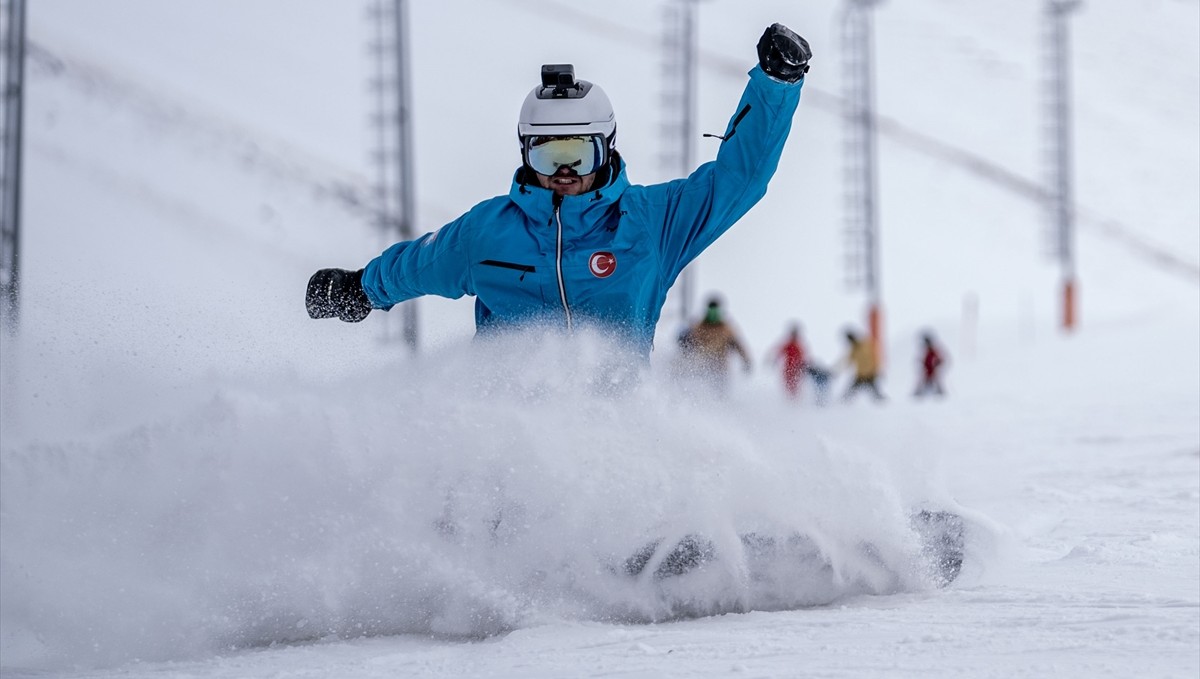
top-left (536, 166), bottom-right (597, 197)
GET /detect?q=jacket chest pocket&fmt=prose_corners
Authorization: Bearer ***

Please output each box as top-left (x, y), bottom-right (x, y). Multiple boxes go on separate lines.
top-left (474, 259), bottom-right (551, 307)
top-left (480, 259), bottom-right (535, 280)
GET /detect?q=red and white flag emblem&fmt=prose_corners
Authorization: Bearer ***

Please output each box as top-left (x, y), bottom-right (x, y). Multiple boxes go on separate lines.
top-left (588, 252), bottom-right (616, 278)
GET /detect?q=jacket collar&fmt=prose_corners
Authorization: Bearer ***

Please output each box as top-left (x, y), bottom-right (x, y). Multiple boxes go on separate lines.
top-left (508, 159), bottom-right (630, 231)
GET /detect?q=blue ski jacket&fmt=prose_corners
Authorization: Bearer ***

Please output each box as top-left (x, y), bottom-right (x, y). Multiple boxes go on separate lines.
top-left (362, 66), bottom-right (804, 356)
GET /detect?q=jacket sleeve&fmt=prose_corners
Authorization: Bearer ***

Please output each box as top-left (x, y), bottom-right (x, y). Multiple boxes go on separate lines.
top-left (653, 65), bottom-right (803, 280)
top-left (360, 213), bottom-right (474, 310)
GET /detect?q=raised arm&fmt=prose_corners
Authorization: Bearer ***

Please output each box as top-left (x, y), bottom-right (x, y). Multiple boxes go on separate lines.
top-left (655, 23), bottom-right (811, 277)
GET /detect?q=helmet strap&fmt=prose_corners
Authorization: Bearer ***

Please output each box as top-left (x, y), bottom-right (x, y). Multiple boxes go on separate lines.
top-left (592, 148), bottom-right (620, 188)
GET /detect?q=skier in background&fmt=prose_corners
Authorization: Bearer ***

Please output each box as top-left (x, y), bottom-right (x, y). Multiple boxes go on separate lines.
top-left (805, 360), bottom-right (833, 406)
top-left (769, 322), bottom-right (807, 400)
top-left (840, 329), bottom-right (885, 402)
top-left (679, 297), bottom-right (752, 396)
top-left (305, 24), bottom-right (811, 364)
top-left (913, 331), bottom-right (948, 398)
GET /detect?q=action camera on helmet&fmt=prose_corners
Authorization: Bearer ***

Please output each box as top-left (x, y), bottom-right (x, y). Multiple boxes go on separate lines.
top-left (541, 64), bottom-right (578, 94)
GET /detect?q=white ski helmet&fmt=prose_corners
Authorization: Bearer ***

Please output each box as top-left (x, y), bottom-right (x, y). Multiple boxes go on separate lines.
top-left (518, 64), bottom-right (616, 176)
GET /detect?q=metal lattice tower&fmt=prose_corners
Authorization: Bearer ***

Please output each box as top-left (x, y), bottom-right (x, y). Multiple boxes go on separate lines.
top-left (368, 0), bottom-right (418, 350)
top-left (1043, 0), bottom-right (1082, 331)
top-left (840, 0), bottom-right (879, 295)
top-left (659, 0), bottom-right (699, 323)
top-left (840, 0), bottom-right (884, 355)
top-left (0, 0), bottom-right (26, 336)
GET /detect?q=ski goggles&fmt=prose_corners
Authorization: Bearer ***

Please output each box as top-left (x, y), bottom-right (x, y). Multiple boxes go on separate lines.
top-left (523, 135), bottom-right (607, 176)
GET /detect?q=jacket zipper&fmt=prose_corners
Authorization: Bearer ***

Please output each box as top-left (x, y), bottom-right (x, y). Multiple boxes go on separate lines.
top-left (552, 204), bottom-right (573, 331)
top-left (702, 104), bottom-right (752, 142)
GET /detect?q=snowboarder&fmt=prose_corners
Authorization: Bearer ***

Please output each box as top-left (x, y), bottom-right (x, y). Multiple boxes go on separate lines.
top-left (840, 329), bottom-right (885, 402)
top-left (677, 298), bottom-right (752, 396)
top-left (305, 24), bottom-right (811, 360)
top-left (913, 331), bottom-right (948, 398)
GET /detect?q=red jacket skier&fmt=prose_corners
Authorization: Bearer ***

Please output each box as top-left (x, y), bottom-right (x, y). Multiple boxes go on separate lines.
top-left (914, 332), bottom-right (947, 397)
top-left (772, 324), bottom-right (807, 399)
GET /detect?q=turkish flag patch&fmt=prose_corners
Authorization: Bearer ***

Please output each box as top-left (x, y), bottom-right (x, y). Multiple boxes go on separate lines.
top-left (588, 251), bottom-right (616, 278)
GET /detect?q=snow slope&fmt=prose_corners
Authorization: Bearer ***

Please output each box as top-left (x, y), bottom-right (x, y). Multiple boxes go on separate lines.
top-left (1, 0), bottom-right (1197, 677)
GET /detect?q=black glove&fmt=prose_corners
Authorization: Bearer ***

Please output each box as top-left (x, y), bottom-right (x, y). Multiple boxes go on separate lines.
top-left (757, 23), bottom-right (811, 83)
top-left (306, 268), bottom-right (372, 322)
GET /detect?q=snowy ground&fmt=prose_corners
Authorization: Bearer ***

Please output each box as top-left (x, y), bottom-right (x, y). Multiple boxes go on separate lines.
top-left (4, 319), bottom-right (1195, 678)
top-left (2, 1), bottom-right (1198, 677)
